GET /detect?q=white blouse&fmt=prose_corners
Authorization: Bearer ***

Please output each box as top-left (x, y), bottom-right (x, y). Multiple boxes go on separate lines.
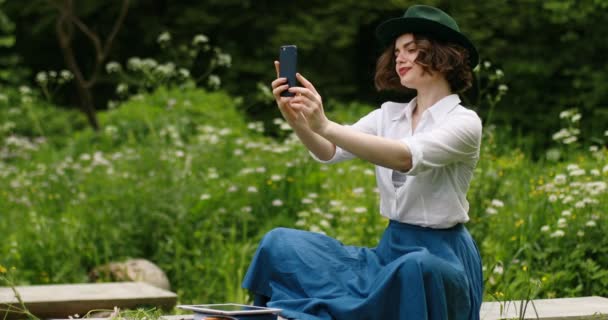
top-left (312, 94), bottom-right (482, 228)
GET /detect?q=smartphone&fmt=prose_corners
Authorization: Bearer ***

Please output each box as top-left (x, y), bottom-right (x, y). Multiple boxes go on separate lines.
top-left (279, 45), bottom-right (297, 97)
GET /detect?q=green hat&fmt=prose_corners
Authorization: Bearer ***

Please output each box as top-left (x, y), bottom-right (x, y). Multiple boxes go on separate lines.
top-left (375, 5), bottom-right (478, 68)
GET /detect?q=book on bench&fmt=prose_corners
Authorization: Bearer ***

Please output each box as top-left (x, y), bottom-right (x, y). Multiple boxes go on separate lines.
top-left (178, 304), bottom-right (282, 320)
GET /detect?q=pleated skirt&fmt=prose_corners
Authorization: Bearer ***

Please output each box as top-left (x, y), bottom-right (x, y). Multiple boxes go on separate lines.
top-left (242, 220), bottom-right (483, 320)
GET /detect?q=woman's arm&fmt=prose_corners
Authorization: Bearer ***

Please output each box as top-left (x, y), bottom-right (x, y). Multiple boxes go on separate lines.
top-left (288, 73), bottom-right (412, 171)
top-left (320, 120), bottom-right (412, 171)
top-left (271, 62), bottom-right (336, 160)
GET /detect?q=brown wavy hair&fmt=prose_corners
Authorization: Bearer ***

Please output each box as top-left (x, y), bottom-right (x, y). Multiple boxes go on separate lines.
top-left (374, 34), bottom-right (473, 93)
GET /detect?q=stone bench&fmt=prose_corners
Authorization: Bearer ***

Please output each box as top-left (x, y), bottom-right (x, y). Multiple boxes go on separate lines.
top-left (0, 281), bottom-right (177, 319)
top-left (2, 285), bottom-right (606, 320)
top-left (154, 297), bottom-right (608, 320)
top-left (480, 296), bottom-right (608, 319)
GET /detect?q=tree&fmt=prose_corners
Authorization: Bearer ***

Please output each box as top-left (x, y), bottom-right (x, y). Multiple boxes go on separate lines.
top-left (49, 0), bottom-right (129, 130)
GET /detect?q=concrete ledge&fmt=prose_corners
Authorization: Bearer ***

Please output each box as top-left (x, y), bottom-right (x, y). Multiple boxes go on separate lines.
top-left (0, 282), bottom-right (177, 319)
top-left (480, 296), bottom-right (608, 319)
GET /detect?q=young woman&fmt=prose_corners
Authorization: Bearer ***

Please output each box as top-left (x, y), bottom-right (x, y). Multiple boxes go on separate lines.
top-left (243, 5), bottom-right (483, 320)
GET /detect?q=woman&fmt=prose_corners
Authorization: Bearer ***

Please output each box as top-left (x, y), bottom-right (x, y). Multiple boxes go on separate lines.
top-left (243, 5), bottom-right (483, 320)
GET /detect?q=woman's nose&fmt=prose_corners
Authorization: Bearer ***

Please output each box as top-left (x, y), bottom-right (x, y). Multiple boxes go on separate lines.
top-left (395, 53), bottom-right (406, 64)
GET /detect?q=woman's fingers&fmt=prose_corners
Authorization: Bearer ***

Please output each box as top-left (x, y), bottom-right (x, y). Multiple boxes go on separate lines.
top-left (296, 73), bottom-right (319, 96)
top-left (274, 61), bottom-right (280, 78)
top-left (288, 86), bottom-right (317, 101)
top-left (272, 83), bottom-right (289, 97)
top-left (271, 77), bottom-right (287, 89)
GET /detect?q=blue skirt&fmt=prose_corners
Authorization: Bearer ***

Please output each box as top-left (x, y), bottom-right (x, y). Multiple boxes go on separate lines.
top-left (242, 221), bottom-right (483, 320)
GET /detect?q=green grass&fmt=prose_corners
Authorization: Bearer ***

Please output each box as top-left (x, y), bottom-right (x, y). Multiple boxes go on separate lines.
top-left (0, 86), bottom-right (607, 312)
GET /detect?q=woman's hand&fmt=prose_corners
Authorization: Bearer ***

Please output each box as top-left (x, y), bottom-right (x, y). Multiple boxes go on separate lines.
top-left (287, 73), bottom-right (330, 135)
top-left (271, 61), bottom-right (308, 129)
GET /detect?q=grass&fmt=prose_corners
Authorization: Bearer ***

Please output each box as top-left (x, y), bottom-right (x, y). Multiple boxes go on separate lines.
top-left (0, 86), bottom-right (606, 315)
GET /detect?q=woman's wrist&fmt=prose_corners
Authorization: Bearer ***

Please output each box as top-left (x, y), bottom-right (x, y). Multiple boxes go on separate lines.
top-left (315, 120), bottom-right (336, 139)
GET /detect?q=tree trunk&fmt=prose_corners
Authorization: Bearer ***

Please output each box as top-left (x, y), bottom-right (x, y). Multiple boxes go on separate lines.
top-left (50, 0), bottom-right (130, 131)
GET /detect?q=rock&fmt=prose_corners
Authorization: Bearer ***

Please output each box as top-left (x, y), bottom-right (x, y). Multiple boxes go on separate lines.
top-left (90, 258), bottom-right (171, 291)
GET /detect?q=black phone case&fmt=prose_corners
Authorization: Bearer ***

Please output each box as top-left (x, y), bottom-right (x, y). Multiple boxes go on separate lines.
top-left (279, 45), bottom-right (297, 97)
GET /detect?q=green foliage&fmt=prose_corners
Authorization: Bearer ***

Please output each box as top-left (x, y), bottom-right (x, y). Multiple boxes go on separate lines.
top-left (4, 0), bottom-right (608, 146)
top-left (0, 0), bottom-right (28, 85)
top-left (1, 85), bottom-right (607, 310)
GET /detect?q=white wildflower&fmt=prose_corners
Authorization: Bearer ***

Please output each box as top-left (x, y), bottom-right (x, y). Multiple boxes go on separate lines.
top-left (562, 195), bottom-right (574, 204)
top-left (247, 186), bottom-right (258, 193)
top-left (215, 52), bottom-right (232, 67)
top-left (567, 164), bottom-right (580, 171)
top-left (178, 68), bottom-right (190, 78)
top-left (585, 220), bottom-right (597, 227)
top-left (352, 187), bottom-right (365, 195)
top-left (207, 74), bottom-right (221, 89)
top-left (297, 211), bottom-right (310, 218)
top-left (493, 265), bottom-right (503, 275)
top-left (301, 198), bottom-right (313, 204)
top-left (106, 61), bottom-right (122, 73)
top-left (557, 218), bottom-right (567, 228)
top-left (577, 230), bottom-right (585, 237)
top-left (562, 136), bottom-right (577, 144)
top-left (561, 210), bottom-right (572, 217)
top-left (560, 110), bottom-right (573, 119)
top-left (486, 207), bottom-right (498, 215)
top-left (309, 225), bottom-right (324, 234)
top-left (548, 194), bottom-right (558, 202)
top-left (540, 225), bottom-right (550, 232)
top-left (192, 34), bottom-right (209, 45)
top-left (157, 31), bottom-right (171, 44)
top-left (60, 69), bottom-right (73, 81)
top-left (491, 199), bottom-right (504, 207)
top-left (36, 71), bottom-right (48, 84)
top-left (569, 169), bottom-right (585, 176)
top-left (200, 194), bottom-right (211, 200)
top-left (554, 174), bottom-right (567, 184)
top-left (353, 207), bottom-right (367, 214)
top-left (329, 200), bottom-right (342, 207)
top-left (550, 230), bottom-right (565, 238)
top-left (272, 199), bottom-right (283, 207)
top-left (552, 129), bottom-right (569, 141)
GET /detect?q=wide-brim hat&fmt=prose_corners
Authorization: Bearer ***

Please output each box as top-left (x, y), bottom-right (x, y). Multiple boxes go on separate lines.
top-left (375, 5), bottom-right (478, 68)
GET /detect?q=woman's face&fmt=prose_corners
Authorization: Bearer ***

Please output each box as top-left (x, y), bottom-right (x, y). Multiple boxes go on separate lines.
top-left (394, 33), bottom-right (427, 89)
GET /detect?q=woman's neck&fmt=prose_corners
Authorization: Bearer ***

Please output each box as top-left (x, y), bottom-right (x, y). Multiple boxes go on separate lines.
top-left (413, 81), bottom-right (452, 115)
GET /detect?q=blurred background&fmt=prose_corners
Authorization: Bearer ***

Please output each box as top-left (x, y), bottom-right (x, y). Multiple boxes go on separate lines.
top-left (1, 0), bottom-right (607, 314)
top-left (3, 0), bottom-right (607, 145)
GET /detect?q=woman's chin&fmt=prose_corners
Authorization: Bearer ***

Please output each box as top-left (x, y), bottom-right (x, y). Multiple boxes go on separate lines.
top-left (400, 80), bottom-right (416, 89)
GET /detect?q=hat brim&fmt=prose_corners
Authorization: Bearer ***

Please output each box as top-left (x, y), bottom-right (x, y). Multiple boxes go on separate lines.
top-left (376, 17), bottom-right (479, 68)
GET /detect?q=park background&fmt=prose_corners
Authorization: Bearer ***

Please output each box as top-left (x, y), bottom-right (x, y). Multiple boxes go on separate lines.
top-left (0, 0), bottom-right (607, 315)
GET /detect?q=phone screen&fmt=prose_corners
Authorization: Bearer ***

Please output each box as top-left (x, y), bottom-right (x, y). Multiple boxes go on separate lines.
top-left (178, 303), bottom-right (282, 315)
top-left (199, 304), bottom-right (267, 312)
top-left (279, 45), bottom-right (297, 97)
